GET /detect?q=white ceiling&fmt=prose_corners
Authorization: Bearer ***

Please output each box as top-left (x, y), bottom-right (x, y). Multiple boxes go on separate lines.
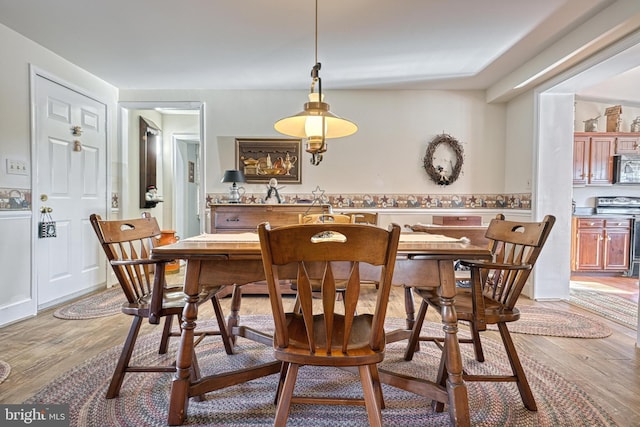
top-left (0, 0), bottom-right (637, 99)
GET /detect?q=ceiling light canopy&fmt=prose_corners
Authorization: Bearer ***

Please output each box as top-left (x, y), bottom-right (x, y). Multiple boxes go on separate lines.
top-left (274, 0), bottom-right (357, 166)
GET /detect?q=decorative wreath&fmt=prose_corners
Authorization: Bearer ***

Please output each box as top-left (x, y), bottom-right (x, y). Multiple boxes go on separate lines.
top-left (423, 133), bottom-right (464, 185)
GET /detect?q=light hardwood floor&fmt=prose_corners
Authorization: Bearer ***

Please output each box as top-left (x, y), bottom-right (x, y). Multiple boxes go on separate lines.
top-left (0, 284), bottom-right (638, 425)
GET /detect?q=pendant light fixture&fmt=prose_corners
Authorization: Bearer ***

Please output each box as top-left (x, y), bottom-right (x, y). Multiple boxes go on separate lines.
top-left (274, 0), bottom-right (357, 166)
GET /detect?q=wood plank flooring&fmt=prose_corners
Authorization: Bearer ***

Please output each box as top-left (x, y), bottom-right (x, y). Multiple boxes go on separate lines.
top-left (0, 284), bottom-right (638, 425)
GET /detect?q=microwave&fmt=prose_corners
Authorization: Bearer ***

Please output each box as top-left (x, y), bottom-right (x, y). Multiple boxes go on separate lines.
top-left (613, 155), bottom-right (640, 184)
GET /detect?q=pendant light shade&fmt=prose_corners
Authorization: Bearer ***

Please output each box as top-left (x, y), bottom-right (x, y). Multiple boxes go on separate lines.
top-left (274, 0), bottom-right (357, 165)
top-left (274, 94), bottom-right (358, 140)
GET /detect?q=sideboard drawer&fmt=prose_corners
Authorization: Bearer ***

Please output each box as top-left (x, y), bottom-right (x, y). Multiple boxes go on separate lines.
top-left (210, 204), bottom-right (331, 233)
top-left (213, 210), bottom-right (270, 230)
top-left (432, 215), bottom-right (482, 226)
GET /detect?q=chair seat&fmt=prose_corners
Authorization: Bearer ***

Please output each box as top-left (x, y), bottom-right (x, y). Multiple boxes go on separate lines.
top-left (121, 284), bottom-right (221, 316)
top-left (277, 313), bottom-right (384, 366)
top-left (415, 287), bottom-right (521, 324)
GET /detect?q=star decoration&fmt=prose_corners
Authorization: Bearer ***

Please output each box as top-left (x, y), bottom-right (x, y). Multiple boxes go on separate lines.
top-left (312, 186), bottom-right (325, 203)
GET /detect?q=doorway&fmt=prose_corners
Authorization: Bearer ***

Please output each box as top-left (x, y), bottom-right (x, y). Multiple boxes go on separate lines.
top-left (117, 102), bottom-right (204, 235)
top-left (173, 134), bottom-right (201, 239)
top-left (535, 35), bottom-right (640, 335)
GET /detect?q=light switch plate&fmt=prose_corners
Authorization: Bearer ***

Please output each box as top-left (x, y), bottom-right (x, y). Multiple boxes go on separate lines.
top-left (6, 159), bottom-right (28, 175)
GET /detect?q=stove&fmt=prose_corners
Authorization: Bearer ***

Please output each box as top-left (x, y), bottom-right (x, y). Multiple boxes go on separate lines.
top-left (596, 196), bottom-right (640, 276)
top-left (596, 196), bottom-right (640, 215)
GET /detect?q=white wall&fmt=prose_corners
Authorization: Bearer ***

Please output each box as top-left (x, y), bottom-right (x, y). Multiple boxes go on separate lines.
top-left (119, 89), bottom-right (507, 198)
top-left (0, 23), bottom-right (118, 326)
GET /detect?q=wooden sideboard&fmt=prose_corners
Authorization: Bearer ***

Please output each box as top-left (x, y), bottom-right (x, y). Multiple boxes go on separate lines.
top-left (210, 203), bottom-right (331, 233)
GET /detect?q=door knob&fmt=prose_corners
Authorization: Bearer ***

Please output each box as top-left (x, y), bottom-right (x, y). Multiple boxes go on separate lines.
top-left (40, 206), bottom-right (53, 214)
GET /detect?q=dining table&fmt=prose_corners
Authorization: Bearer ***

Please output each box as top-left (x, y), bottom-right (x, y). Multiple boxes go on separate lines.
top-left (151, 229), bottom-right (491, 426)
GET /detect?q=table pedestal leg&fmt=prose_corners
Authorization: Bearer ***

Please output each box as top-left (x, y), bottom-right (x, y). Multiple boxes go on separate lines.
top-left (168, 260), bottom-right (200, 426)
top-left (438, 260), bottom-right (470, 427)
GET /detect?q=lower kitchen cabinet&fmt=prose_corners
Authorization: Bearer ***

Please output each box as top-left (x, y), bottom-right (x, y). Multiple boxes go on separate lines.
top-left (571, 217), bottom-right (631, 272)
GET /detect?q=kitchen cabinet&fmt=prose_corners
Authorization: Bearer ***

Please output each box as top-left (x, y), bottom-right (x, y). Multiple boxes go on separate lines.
top-left (573, 133), bottom-right (615, 185)
top-left (615, 135), bottom-right (640, 154)
top-left (571, 217), bottom-right (631, 272)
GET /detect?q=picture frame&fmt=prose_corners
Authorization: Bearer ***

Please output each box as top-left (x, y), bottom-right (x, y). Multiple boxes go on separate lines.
top-left (235, 138), bottom-right (302, 184)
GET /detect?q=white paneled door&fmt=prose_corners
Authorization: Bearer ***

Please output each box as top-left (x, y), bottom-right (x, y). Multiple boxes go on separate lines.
top-left (34, 75), bottom-right (108, 308)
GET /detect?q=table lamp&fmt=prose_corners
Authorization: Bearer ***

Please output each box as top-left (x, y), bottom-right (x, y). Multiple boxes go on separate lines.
top-left (221, 170), bottom-right (246, 203)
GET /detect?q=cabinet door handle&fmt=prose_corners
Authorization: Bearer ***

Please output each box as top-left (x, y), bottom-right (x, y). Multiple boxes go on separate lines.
top-left (226, 217), bottom-right (240, 222)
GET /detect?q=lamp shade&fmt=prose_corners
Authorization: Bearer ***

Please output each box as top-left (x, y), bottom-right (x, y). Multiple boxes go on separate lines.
top-left (221, 170), bottom-right (246, 184)
top-left (274, 94), bottom-right (357, 139)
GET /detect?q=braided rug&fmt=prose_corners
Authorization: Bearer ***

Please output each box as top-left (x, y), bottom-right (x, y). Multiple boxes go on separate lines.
top-left (485, 305), bottom-right (611, 338)
top-left (53, 287), bottom-right (122, 320)
top-left (0, 360), bottom-right (10, 384)
top-left (26, 316), bottom-right (617, 426)
top-left (569, 289), bottom-right (637, 330)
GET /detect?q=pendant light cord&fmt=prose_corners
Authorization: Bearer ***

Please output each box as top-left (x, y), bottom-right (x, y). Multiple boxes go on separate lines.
top-left (314, 0), bottom-right (318, 66)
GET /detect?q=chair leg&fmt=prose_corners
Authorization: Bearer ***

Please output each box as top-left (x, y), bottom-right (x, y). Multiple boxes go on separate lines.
top-left (359, 365), bottom-right (383, 427)
top-left (227, 284), bottom-right (242, 345)
top-left (498, 323), bottom-right (537, 411)
top-left (403, 286), bottom-right (416, 330)
top-left (210, 295), bottom-right (234, 355)
top-left (369, 363), bottom-right (385, 410)
top-left (469, 321), bottom-right (485, 362)
top-left (158, 314), bottom-right (174, 354)
top-left (107, 315), bottom-right (143, 399)
top-left (274, 362), bottom-right (298, 426)
top-left (274, 361), bottom-right (289, 406)
top-left (404, 298), bottom-right (429, 361)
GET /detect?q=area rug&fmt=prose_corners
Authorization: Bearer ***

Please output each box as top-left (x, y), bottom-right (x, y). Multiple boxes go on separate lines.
top-left (569, 289), bottom-right (638, 330)
top-left (485, 305), bottom-right (611, 338)
top-left (53, 287), bottom-right (122, 320)
top-left (26, 316), bottom-right (617, 426)
top-left (0, 360), bottom-right (10, 384)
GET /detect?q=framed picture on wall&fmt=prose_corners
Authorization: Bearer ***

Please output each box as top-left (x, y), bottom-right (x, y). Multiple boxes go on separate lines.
top-left (235, 138), bottom-right (302, 184)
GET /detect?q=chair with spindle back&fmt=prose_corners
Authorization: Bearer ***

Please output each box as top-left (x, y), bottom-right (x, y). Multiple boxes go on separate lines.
top-left (90, 214), bottom-right (233, 399)
top-left (299, 213), bottom-right (355, 224)
top-left (259, 222), bottom-right (401, 426)
top-left (404, 214), bottom-right (555, 412)
top-left (342, 211), bottom-right (379, 225)
top-left (292, 213), bottom-right (357, 312)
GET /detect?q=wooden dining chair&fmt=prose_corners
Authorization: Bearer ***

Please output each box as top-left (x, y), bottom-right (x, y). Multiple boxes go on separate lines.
top-left (404, 214), bottom-right (555, 412)
top-left (259, 222), bottom-right (401, 426)
top-left (299, 213), bottom-right (355, 224)
top-left (341, 211), bottom-right (379, 225)
top-left (89, 214), bottom-right (234, 399)
top-left (292, 212), bottom-right (367, 311)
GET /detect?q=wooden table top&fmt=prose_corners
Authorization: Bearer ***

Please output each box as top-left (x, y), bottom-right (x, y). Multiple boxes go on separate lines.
top-left (151, 232), bottom-right (490, 259)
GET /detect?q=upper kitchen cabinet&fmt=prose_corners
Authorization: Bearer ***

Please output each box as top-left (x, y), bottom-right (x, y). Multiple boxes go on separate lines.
top-left (573, 133), bottom-right (615, 186)
top-left (614, 134), bottom-right (640, 154)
